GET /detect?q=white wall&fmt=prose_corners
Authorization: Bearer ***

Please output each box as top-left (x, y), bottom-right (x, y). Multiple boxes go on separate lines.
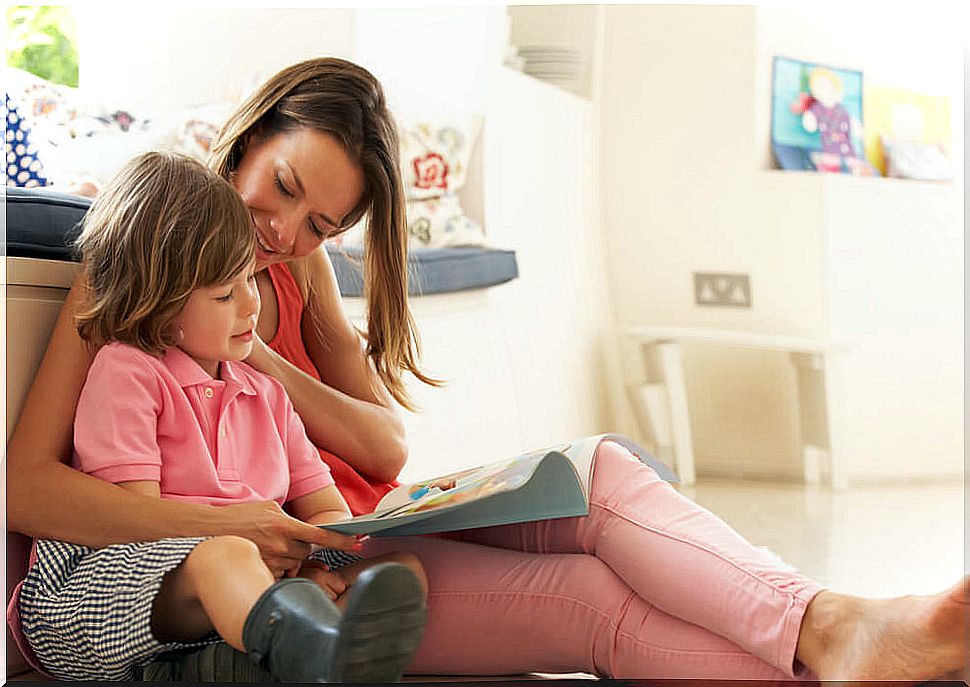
top-left (353, 7), bottom-right (509, 121)
top-left (76, 5), bottom-right (355, 111)
top-left (598, 4), bottom-right (964, 482)
top-left (600, 5), bottom-right (805, 478)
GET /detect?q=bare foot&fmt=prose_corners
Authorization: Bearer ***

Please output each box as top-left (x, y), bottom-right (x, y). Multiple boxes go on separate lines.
top-left (798, 576), bottom-right (968, 683)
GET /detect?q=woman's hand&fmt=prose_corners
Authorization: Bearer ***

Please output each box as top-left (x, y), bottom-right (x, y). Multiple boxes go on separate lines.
top-left (242, 331), bottom-right (273, 372)
top-left (215, 500), bottom-right (359, 578)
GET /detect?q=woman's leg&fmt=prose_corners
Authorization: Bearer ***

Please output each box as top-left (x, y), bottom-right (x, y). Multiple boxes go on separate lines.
top-left (455, 441), bottom-right (969, 682)
top-left (363, 535), bottom-right (798, 679)
top-left (453, 440), bottom-right (823, 676)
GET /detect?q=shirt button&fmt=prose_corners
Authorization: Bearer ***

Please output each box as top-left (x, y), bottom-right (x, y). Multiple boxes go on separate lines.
top-left (203, 387), bottom-right (214, 399)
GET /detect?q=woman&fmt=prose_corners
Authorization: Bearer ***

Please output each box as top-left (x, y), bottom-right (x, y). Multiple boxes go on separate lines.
top-left (8, 57), bottom-right (966, 682)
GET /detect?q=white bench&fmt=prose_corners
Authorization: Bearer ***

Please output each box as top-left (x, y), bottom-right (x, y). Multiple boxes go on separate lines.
top-left (626, 325), bottom-right (847, 489)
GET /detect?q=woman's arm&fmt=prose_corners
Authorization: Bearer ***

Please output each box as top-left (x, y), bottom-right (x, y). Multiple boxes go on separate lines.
top-left (247, 249), bottom-right (407, 482)
top-left (117, 481), bottom-right (163, 498)
top-left (7, 273), bottom-right (355, 563)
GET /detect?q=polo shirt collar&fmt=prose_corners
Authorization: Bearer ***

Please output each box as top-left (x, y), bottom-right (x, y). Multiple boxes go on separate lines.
top-left (161, 347), bottom-right (257, 396)
top-left (220, 359), bottom-right (258, 397)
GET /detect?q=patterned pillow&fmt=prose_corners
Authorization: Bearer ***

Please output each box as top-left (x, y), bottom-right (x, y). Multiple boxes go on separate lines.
top-left (399, 118), bottom-right (481, 201)
top-left (334, 117), bottom-right (487, 250)
top-left (406, 193), bottom-right (486, 248)
top-left (4, 67), bottom-right (235, 190)
top-left (331, 192), bottom-right (487, 251)
top-left (5, 93), bottom-right (50, 188)
top-left (168, 102), bottom-right (236, 160)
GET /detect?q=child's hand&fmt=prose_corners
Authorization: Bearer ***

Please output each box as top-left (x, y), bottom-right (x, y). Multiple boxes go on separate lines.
top-left (297, 560), bottom-right (350, 601)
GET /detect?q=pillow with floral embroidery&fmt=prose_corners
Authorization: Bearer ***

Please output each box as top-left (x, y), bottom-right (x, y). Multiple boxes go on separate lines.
top-left (406, 193), bottom-right (486, 248)
top-left (168, 102), bottom-right (236, 160)
top-left (399, 118), bottom-right (481, 201)
top-left (330, 192), bottom-right (487, 251)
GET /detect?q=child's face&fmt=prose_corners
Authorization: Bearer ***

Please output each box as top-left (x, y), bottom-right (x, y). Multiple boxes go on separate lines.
top-left (172, 263), bottom-right (260, 377)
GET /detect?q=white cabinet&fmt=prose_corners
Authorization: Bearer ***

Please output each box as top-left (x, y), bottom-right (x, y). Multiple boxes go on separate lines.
top-left (818, 175), bottom-right (963, 481)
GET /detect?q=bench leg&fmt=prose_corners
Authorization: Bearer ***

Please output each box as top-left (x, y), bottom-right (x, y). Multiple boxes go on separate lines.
top-left (655, 341), bottom-right (696, 486)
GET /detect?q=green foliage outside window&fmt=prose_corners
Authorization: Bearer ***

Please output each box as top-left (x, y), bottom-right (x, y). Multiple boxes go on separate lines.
top-left (7, 5), bottom-right (79, 87)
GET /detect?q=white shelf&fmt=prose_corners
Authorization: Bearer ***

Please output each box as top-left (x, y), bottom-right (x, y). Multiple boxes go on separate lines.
top-left (625, 325), bottom-right (838, 355)
top-left (757, 168), bottom-right (958, 191)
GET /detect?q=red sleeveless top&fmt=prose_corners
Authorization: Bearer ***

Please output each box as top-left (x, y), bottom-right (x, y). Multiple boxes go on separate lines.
top-left (265, 262), bottom-right (397, 515)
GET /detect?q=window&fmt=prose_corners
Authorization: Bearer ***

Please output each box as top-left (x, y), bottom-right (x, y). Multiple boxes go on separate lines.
top-left (6, 5), bottom-right (79, 87)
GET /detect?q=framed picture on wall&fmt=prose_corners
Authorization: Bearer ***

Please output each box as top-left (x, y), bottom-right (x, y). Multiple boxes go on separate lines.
top-left (770, 56), bottom-right (877, 176)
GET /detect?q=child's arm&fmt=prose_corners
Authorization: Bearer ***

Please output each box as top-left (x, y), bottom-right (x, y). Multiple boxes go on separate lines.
top-left (286, 486), bottom-right (358, 589)
top-left (287, 485), bottom-right (353, 526)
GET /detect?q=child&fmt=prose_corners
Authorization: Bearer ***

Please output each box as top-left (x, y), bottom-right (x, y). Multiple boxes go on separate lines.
top-left (12, 152), bottom-right (428, 683)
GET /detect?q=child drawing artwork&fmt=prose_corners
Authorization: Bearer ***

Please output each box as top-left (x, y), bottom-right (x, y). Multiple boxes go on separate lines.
top-left (791, 67), bottom-right (872, 175)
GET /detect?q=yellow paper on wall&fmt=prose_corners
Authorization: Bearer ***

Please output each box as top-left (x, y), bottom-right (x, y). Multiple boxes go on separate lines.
top-left (863, 86), bottom-right (951, 176)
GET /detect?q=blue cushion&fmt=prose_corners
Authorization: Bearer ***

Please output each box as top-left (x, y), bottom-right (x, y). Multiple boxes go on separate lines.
top-left (4, 187), bottom-right (519, 296)
top-left (329, 246), bottom-right (519, 297)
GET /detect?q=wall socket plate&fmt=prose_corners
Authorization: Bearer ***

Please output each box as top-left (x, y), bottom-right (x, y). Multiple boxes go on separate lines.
top-left (693, 272), bottom-right (752, 307)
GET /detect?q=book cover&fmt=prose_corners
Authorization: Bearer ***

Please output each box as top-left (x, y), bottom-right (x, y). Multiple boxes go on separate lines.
top-left (320, 434), bottom-right (677, 537)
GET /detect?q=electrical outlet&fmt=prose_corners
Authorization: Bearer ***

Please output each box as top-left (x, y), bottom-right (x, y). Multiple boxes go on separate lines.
top-left (693, 272), bottom-right (751, 308)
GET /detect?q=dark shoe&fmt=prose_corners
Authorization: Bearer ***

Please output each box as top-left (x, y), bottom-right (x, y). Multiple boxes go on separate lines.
top-left (243, 562), bottom-right (427, 683)
top-left (140, 641), bottom-right (274, 682)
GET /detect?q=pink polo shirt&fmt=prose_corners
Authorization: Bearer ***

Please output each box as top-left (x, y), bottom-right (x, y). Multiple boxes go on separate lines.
top-left (73, 342), bottom-right (335, 504)
top-left (7, 342), bottom-right (336, 676)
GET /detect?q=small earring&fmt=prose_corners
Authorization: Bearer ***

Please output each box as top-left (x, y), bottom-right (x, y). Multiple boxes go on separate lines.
top-left (173, 325), bottom-right (185, 343)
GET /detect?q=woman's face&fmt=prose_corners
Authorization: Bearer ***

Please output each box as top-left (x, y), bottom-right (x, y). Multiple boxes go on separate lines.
top-left (232, 127), bottom-right (366, 270)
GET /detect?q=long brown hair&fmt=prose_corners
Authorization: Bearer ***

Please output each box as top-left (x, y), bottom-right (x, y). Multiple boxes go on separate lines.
top-left (209, 57), bottom-right (438, 410)
top-left (74, 152), bottom-right (255, 355)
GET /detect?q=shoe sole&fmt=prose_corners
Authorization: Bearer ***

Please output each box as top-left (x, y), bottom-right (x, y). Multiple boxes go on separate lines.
top-left (329, 562), bottom-right (428, 682)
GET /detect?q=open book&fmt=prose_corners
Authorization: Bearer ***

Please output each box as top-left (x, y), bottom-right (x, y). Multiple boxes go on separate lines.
top-left (319, 434), bottom-right (678, 537)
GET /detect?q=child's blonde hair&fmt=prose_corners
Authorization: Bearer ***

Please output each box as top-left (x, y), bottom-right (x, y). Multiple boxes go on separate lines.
top-left (74, 151), bottom-right (255, 356)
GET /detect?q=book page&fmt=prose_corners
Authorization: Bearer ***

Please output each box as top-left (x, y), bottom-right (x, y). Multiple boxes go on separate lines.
top-left (370, 453), bottom-right (549, 519)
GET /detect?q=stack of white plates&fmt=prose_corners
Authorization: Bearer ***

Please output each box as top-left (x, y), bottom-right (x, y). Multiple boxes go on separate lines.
top-left (516, 45), bottom-right (583, 90)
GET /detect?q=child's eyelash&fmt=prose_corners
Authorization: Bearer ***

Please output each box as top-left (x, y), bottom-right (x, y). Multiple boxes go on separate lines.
top-left (216, 291), bottom-right (233, 302)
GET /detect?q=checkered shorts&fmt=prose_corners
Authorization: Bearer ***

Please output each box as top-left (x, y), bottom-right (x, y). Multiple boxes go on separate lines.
top-left (19, 538), bottom-right (361, 681)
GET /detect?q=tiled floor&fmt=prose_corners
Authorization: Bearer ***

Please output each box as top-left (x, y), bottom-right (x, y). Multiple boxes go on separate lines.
top-left (679, 477), bottom-right (966, 599)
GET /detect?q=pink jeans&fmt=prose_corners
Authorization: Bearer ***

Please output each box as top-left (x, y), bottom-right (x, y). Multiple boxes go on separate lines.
top-left (363, 441), bottom-right (825, 679)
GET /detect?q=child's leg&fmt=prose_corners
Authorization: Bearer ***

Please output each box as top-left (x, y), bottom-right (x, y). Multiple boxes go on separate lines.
top-left (151, 535), bottom-right (274, 650)
top-left (152, 536), bottom-right (429, 683)
top-left (329, 552), bottom-right (428, 610)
